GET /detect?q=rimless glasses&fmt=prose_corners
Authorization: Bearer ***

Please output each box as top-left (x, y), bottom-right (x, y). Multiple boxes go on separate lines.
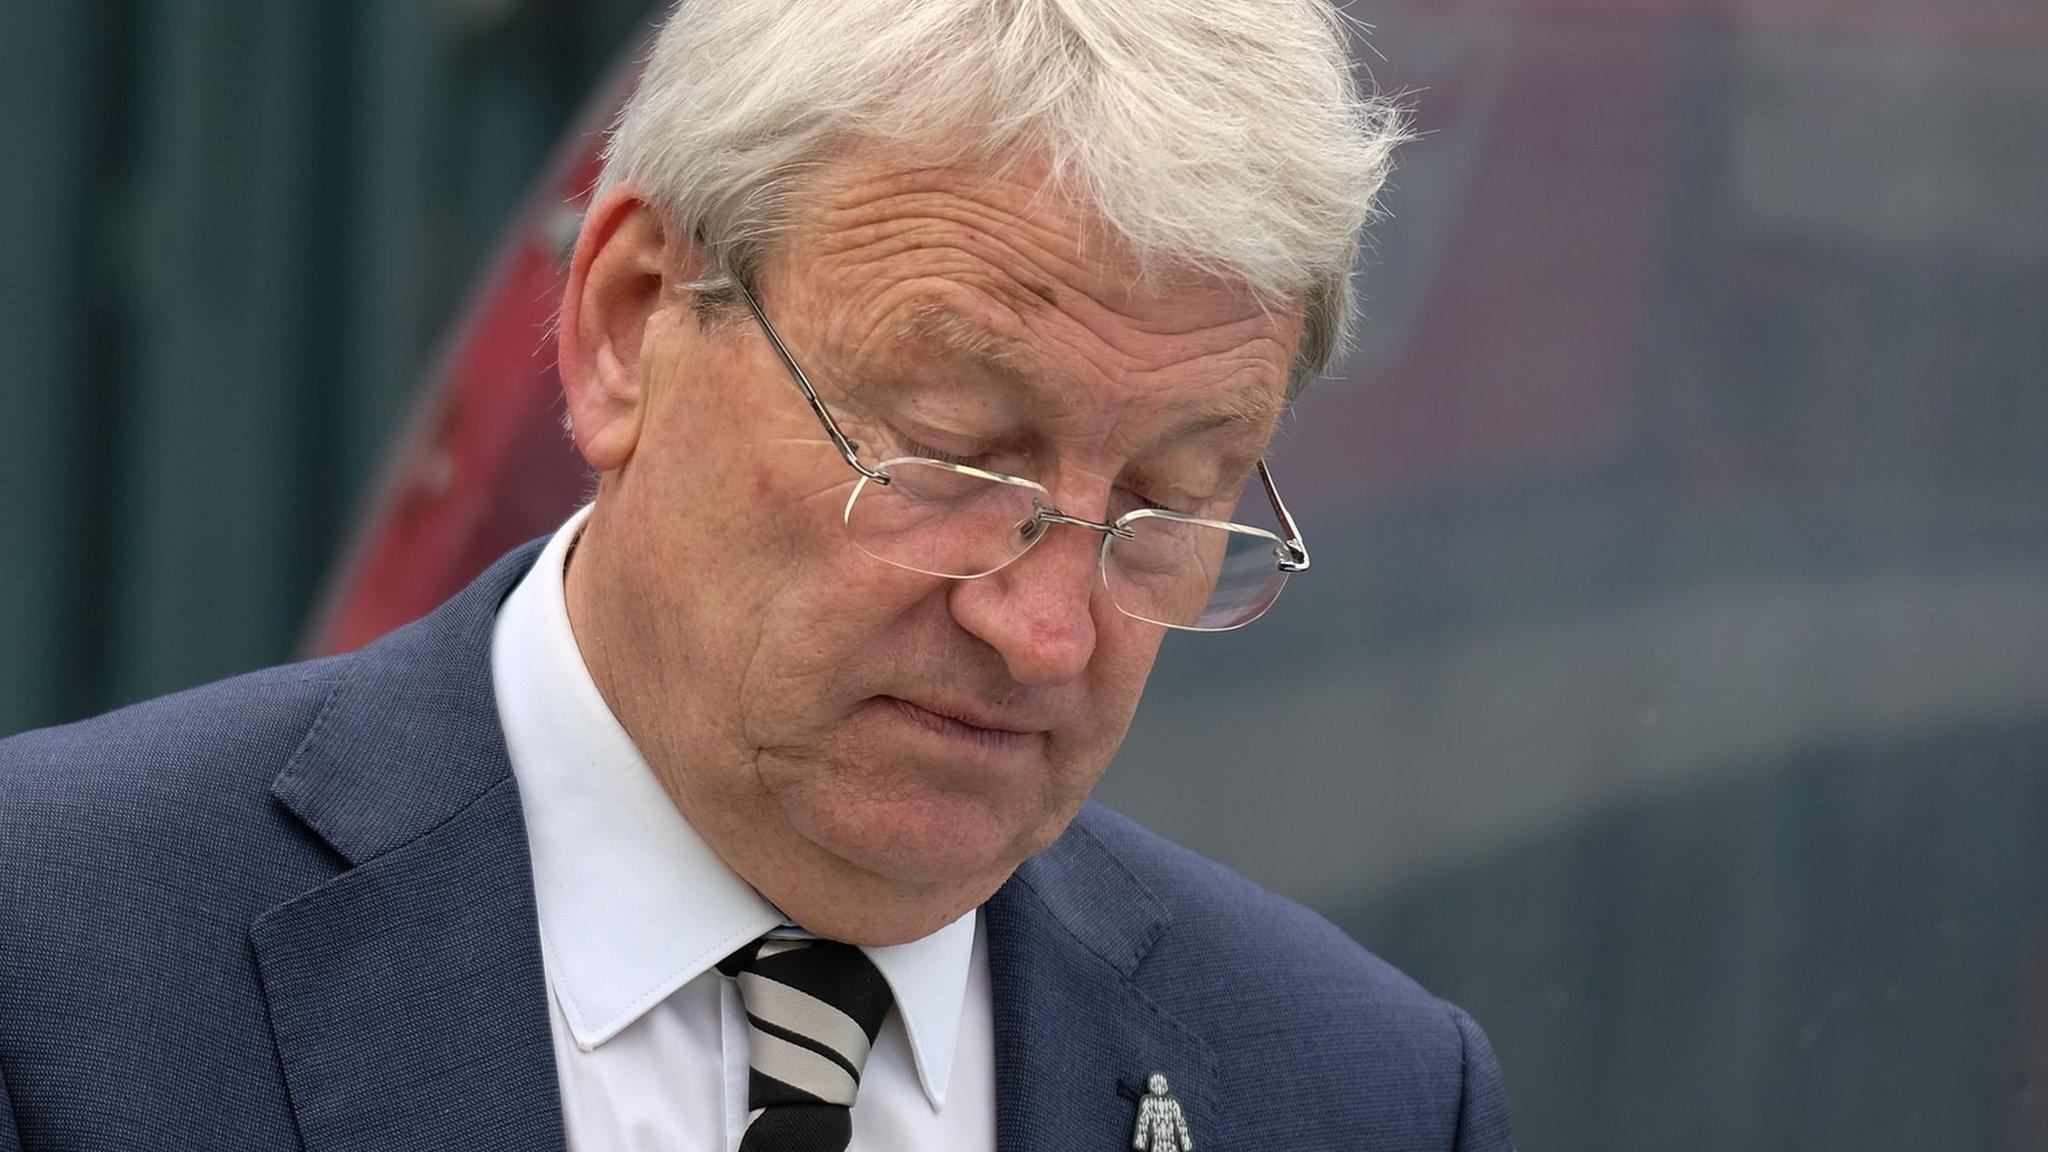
top-left (733, 278), bottom-right (1310, 632)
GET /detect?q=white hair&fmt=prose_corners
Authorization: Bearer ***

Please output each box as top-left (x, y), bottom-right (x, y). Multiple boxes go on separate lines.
top-left (599, 0), bottom-right (1408, 394)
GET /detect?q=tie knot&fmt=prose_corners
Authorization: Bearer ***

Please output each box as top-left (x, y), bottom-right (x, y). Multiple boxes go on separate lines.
top-left (719, 935), bottom-right (895, 1110)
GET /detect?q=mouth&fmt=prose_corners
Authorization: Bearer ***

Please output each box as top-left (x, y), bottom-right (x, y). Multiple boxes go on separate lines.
top-left (879, 695), bottom-right (1044, 755)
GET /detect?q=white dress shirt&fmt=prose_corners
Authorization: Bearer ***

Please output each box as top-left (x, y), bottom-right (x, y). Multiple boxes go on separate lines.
top-left (490, 504), bottom-right (997, 1152)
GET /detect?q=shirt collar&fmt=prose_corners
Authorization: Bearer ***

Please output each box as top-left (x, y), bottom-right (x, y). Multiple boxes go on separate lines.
top-left (491, 503), bottom-right (978, 1108)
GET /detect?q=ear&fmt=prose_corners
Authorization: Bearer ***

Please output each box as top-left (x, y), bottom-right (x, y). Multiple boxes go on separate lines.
top-left (557, 186), bottom-right (696, 473)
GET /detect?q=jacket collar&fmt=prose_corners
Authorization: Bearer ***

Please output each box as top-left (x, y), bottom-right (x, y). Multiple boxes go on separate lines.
top-left (269, 539), bottom-right (542, 866)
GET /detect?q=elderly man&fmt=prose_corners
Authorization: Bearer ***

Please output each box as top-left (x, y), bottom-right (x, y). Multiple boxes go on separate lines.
top-left (0, 2), bottom-right (1512, 1150)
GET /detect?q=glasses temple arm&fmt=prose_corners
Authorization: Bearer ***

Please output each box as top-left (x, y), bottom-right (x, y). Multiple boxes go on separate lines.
top-left (733, 278), bottom-right (892, 486)
top-left (1257, 460), bottom-right (1310, 573)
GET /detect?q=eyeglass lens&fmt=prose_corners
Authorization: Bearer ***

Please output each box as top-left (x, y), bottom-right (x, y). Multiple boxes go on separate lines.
top-left (842, 457), bottom-right (1290, 630)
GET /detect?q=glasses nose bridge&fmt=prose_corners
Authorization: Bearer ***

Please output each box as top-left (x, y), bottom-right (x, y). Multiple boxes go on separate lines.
top-left (1026, 504), bottom-right (1136, 543)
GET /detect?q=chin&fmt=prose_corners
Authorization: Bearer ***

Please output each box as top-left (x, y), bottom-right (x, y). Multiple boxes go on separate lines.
top-left (783, 779), bottom-right (1045, 887)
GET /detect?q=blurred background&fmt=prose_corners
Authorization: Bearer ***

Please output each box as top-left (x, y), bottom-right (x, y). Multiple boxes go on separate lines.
top-left (4, 0), bottom-right (2046, 1148)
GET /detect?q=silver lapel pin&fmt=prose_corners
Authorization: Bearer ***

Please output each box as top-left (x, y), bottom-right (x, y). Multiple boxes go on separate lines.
top-left (1132, 1072), bottom-right (1193, 1151)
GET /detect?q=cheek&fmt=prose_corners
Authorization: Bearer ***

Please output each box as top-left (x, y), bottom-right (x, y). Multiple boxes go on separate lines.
top-left (1084, 614), bottom-right (1168, 730)
top-left (733, 533), bottom-right (948, 739)
top-left (622, 391), bottom-right (882, 707)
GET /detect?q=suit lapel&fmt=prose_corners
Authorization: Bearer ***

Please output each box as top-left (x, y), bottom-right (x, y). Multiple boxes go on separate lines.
top-left (987, 814), bottom-right (1219, 1152)
top-left (250, 542), bottom-right (566, 1152)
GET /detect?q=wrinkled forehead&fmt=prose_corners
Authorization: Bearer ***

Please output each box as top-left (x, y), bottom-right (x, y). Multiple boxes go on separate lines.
top-left (880, 298), bottom-right (1289, 446)
top-left (775, 146), bottom-right (1301, 446)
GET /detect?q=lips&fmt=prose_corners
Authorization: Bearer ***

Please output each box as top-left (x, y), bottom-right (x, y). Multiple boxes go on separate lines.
top-left (891, 696), bottom-right (1038, 733)
top-left (880, 695), bottom-right (1045, 752)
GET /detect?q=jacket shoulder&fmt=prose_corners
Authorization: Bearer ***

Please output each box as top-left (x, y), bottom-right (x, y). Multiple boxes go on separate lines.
top-left (0, 656), bottom-right (383, 1149)
top-left (0, 654), bottom-right (349, 807)
top-left (0, 655), bottom-right (353, 920)
top-left (1071, 801), bottom-right (1437, 1005)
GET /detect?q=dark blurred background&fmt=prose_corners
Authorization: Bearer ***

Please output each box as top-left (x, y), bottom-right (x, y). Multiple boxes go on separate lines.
top-left (0, 0), bottom-right (649, 728)
top-left (4, 1), bottom-right (2046, 1149)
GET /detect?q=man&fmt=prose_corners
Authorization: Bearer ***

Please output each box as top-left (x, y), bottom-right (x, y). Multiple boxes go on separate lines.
top-left (0, 1), bottom-right (1513, 1149)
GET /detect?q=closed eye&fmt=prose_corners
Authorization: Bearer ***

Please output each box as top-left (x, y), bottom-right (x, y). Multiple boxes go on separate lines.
top-left (1114, 487), bottom-right (1188, 518)
top-left (903, 438), bottom-right (979, 467)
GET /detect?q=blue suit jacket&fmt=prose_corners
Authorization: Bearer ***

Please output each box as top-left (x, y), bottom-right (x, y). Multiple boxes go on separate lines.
top-left (0, 539), bottom-right (1513, 1151)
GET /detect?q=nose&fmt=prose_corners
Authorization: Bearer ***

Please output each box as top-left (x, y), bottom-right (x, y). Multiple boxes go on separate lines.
top-left (947, 510), bottom-right (1104, 687)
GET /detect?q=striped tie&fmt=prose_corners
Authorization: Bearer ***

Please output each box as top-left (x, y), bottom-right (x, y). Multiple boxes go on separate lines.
top-left (717, 934), bottom-right (895, 1152)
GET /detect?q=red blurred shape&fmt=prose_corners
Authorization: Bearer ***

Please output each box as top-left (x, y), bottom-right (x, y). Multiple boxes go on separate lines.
top-left (303, 62), bottom-right (633, 655)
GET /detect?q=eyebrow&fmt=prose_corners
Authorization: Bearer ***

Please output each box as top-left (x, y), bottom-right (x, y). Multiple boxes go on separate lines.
top-left (894, 303), bottom-right (1035, 385)
top-left (1176, 382), bottom-right (1285, 436)
top-left (891, 302), bottom-right (1285, 437)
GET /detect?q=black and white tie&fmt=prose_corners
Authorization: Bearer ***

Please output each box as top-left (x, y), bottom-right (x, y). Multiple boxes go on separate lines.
top-left (717, 934), bottom-right (895, 1152)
